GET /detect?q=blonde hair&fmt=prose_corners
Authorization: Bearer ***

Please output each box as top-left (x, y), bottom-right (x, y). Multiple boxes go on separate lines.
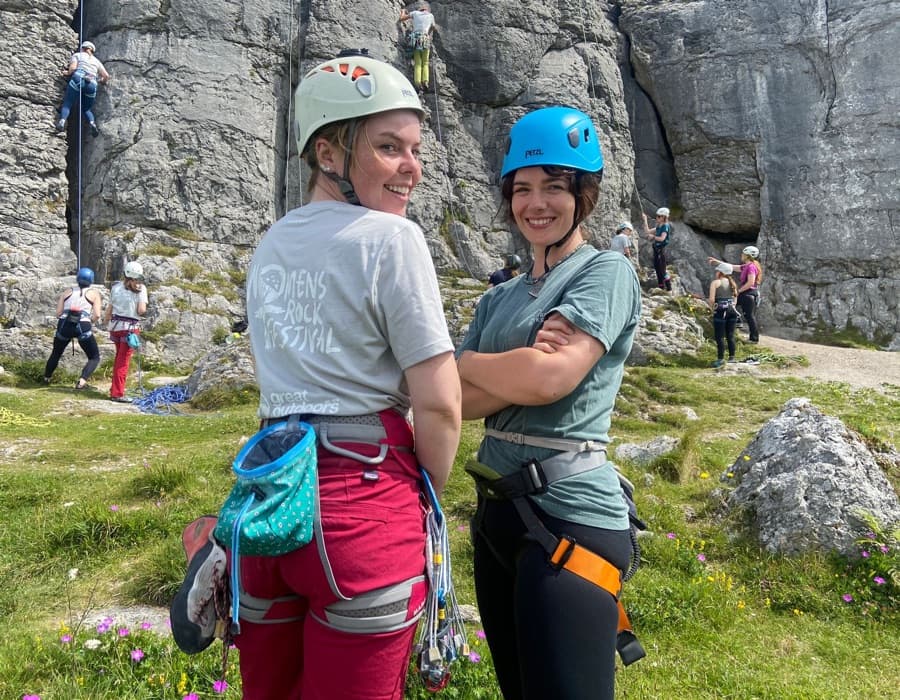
top-left (719, 271), bottom-right (738, 297)
top-left (303, 119), bottom-right (361, 192)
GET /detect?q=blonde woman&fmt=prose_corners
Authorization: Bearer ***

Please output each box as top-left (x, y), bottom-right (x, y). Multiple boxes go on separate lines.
top-left (708, 262), bottom-right (739, 367)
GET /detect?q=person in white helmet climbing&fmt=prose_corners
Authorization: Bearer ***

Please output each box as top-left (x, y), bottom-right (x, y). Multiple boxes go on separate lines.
top-left (399, 1), bottom-right (436, 92)
top-left (169, 52), bottom-right (460, 700)
top-left (102, 261), bottom-right (147, 402)
top-left (43, 267), bottom-right (103, 389)
top-left (708, 245), bottom-right (763, 342)
top-left (55, 40), bottom-right (110, 138)
top-left (641, 206), bottom-right (672, 291)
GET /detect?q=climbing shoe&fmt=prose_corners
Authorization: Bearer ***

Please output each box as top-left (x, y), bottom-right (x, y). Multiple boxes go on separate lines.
top-left (170, 515), bottom-right (228, 654)
top-left (109, 395), bottom-right (131, 403)
top-left (711, 359), bottom-right (725, 368)
top-left (90, 121), bottom-right (100, 138)
top-left (55, 119), bottom-right (66, 132)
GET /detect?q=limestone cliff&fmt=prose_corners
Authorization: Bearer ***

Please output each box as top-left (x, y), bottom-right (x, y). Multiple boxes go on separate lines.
top-left (1, 0), bottom-right (897, 369)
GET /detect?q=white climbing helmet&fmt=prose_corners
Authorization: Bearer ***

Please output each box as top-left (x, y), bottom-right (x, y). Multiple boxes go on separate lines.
top-left (655, 207), bottom-right (670, 217)
top-left (616, 222), bottom-right (634, 232)
top-left (742, 245), bottom-right (760, 259)
top-left (716, 262), bottom-right (733, 276)
top-left (81, 41), bottom-right (96, 52)
top-left (294, 54), bottom-right (424, 157)
top-left (124, 261), bottom-right (144, 279)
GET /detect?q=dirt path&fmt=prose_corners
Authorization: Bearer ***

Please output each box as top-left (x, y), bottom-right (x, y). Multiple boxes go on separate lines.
top-left (757, 335), bottom-right (900, 392)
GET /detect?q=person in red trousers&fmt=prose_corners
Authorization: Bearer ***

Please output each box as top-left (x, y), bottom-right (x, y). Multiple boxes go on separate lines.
top-left (102, 261), bottom-right (147, 402)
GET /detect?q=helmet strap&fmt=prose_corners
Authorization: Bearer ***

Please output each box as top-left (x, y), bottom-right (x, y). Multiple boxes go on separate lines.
top-left (321, 121), bottom-right (361, 206)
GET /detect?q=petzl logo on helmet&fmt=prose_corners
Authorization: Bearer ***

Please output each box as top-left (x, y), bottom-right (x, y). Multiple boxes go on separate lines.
top-left (524, 148), bottom-right (543, 158)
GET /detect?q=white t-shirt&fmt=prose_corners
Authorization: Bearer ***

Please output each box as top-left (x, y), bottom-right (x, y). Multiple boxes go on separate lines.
top-left (71, 51), bottom-right (105, 80)
top-left (410, 9), bottom-right (435, 33)
top-left (248, 200), bottom-right (453, 418)
top-left (609, 232), bottom-right (632, 256)
top-left (108, 281), bottom-right (147, 331)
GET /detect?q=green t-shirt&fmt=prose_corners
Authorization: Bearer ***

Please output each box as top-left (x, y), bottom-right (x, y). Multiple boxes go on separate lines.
top-left (458, 245), bottom-right (641, 529)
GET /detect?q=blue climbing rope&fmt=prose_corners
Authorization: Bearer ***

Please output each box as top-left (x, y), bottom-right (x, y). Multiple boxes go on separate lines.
top-left (132, 385), bottom-right (191, 414)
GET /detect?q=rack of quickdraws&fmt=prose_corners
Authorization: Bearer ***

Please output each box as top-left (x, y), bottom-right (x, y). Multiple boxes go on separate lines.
top-left (415, 469), bottom-right (470, 692)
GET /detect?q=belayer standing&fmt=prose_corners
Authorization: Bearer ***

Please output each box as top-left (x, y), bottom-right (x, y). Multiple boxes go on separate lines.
top-left (56, 40), bottom-right (110, 138)
top-left (641, 206), bottom-right (673, 291)
top-left (44, 267), bottom-right (103, 390)
top-left (708, 262), bottom-right (739, 367)
top-left (488, 254), bottom-right (522, 287)
top-left (457, 106), bottom-right (642, 700)
top-left (610, 221), bottom-right (635, 261)
top-left (708, 245), bottom-right (763, 343)
top-left (399, 2), bottom-right (435, 92)
top-left (103, 262), bottom-right (147, 402)
top-left (173, 54), bottom-right (461, 699)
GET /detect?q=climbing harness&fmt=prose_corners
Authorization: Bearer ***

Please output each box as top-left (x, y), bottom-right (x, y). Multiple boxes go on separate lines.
top-left (414, 468), bottom-right (470, 691)
top-left (466, 432), bottom-right (647, 666)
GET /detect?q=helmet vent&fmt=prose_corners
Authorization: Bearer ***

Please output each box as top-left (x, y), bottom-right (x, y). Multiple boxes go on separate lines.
top-left (567, 128), bottom-right (579, 148)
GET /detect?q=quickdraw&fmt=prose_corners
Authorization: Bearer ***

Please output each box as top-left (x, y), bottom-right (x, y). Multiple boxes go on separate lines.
top-left (414, 468), bottom-right (470, 692)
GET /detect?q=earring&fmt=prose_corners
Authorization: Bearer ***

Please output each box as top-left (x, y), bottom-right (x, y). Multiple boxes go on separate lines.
top-left (321, 165), bottom-right (331, 173)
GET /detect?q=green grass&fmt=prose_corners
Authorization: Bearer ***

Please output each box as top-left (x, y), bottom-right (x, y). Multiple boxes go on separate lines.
top-left (0, 358), bottom-right (898, 699)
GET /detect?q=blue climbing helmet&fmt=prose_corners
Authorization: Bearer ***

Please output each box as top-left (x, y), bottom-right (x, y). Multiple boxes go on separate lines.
top-left (76, 267), bottom-right (94, 287)
top-left (501, 106), bottom-right (604, 178)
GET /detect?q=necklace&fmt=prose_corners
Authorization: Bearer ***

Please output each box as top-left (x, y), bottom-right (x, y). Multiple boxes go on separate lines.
top-left (524, 242), bottom-right (588, 298)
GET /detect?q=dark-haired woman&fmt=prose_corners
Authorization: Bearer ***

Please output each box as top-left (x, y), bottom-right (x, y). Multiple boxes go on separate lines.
top-left (457, 106), bottom-right (641, 700)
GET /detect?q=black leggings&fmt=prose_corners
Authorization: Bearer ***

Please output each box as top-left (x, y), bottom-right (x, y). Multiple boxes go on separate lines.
top-left (652, 247), bottom-right (671, 290)
top-left (737, 290), bottom-right (759, 341)
top-left (713, 306), bottom-right (738, 360)
top-left (44, 323), bottom-right (100, 381)
top-left (472, 497), bottom-right (633, 700)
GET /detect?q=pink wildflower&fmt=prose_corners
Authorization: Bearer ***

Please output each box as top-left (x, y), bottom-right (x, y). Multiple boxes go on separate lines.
top-left (874, 576), bottom-right (886, 585)
top-left (118, 628), bottom-right (129, 637)
top-left (666, 532), bottom-right (676, 539)
top-left (213, 680), bottom-right (229, 694)
top-left (842, 593), bottom-right (853, 603)
top-left (131, 648), bottom-right (144, 662)
top-left (697, 553), bottom-right (706, 562)
top-left (60, 634), bottom-right (72, 644)
top-left (468, 651), bottom-right (482, 663)
top-left (475, 629), bottom-right (486, 639)
top-left (109, 504), bottom-right (119, 511)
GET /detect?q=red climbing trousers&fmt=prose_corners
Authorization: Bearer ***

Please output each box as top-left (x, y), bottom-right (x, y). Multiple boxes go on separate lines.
top-left (231, 409), bottom-right (428, 700)
top-left (109, 329), bottom-right (136, 398)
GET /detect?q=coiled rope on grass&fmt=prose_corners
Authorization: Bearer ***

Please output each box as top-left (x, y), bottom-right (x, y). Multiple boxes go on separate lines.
top-left (0, 406), bottom-right (52, 428)
top-left (132, 385), bottom-right (190, 415)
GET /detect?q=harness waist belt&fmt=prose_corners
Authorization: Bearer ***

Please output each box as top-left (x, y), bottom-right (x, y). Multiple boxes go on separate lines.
top-left (473, 449), bottom-right (607, 500)
top-left (484, 428), bottom-right (606, 453)
top-left (263, 414), bottom-right (387, 443)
